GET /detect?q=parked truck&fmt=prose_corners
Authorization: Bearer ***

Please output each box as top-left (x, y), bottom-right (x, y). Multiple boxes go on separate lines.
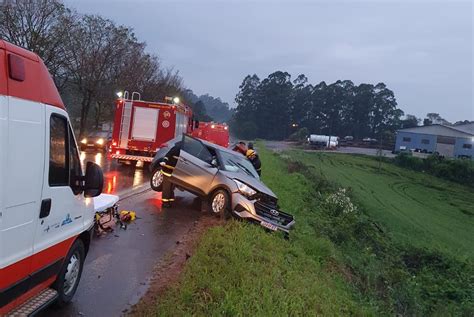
top-left (0, 40), bottom-right (103, 315)
top-left (308, 134), bottom-right (339, 148)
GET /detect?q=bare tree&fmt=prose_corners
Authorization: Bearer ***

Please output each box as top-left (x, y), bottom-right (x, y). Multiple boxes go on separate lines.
top-left (61, 15), bottom-right (148, 137)
top-left (1, 1), bottom-right (186, 135)
top-left (0, 0), bottom-right (72, 89)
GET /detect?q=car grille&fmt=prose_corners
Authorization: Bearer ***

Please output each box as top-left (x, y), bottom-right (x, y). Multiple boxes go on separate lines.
top-left (255, 193), bottom-right (278, 206)
top-left (254, 201), bottom-right (293, 226)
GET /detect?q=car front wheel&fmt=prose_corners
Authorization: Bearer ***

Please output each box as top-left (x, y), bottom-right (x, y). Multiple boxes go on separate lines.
top-left (53, 239), bottom-right (85, 306)
top-left (209, 189), bottom-right (230, 219)
top-left (150, 168), bottom-right (163, 192)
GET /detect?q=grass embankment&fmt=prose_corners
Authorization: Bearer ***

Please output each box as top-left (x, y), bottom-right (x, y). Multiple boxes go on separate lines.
top-left (292, 151), bottom-right (474, 259)
top-left (145, 145), bottom-right (473, 316)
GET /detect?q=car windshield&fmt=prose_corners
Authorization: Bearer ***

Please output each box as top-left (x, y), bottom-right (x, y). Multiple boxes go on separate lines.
top-left (217, 149), bottom-right (260, 179)
top-left (90, 131), bottom-right (110, 138)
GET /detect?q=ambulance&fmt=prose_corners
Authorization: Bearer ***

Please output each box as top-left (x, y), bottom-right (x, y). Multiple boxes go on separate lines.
top-left (0, 40), bottom-right (103, 315)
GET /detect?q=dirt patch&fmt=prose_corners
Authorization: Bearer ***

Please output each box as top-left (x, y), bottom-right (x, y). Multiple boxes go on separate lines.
top-left (129, 214), bottom-right (222, 316)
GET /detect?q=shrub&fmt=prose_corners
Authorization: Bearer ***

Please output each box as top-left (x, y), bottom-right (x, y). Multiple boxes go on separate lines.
top-left (288, 127), bottom-right (309, 142)
top-left (393, 153), bottom-right (474, 187)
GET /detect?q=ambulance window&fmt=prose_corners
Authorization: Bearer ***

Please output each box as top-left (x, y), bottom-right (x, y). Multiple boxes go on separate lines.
top-left (69, 126), bottom-right (83, 195)
top-left (8, 54), bottom-right (25, 82)
top-left (49, 115), bottom-right (69, 186)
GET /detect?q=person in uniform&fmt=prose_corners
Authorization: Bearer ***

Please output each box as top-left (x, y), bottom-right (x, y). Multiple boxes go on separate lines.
top-left (246, 142), bottom-right (262, 176)
top-left (160, 141), bottom-right (182, 208)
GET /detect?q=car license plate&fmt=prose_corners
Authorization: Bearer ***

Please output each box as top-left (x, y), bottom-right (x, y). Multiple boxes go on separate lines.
top-left (260, 221), bottom-right (278, 231)
top-left (87, 143), bottom-right (94, 147)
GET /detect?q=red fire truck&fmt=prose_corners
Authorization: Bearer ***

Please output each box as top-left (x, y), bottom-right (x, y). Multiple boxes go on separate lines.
top-left (191, 121), bottom-right (229, 148)
top-left (109, 92), bottom-right (194, 164)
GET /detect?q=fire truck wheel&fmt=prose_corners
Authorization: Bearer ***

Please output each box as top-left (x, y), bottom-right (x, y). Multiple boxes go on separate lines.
top-left (53, 239), bottom-right (85, 306)
top-left (150, 168), bottom-right (163, 191)
top-left (209, 189), bottom-right (231, 220)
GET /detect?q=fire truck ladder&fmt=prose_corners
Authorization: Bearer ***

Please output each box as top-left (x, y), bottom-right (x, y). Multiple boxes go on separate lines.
top-left (118, 91), bottom-right (141, 149)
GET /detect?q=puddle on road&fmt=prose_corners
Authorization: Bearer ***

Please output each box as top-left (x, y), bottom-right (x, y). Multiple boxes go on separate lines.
top-left (80, 151), bottom-right (150, 194)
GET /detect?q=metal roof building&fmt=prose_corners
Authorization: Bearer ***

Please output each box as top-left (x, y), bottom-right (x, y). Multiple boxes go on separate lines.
top-left (394, 123), bottom-right (474, 159)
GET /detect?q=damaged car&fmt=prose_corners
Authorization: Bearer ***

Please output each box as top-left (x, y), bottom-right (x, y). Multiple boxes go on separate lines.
top-left (149, 135), bottom-right (295, 234)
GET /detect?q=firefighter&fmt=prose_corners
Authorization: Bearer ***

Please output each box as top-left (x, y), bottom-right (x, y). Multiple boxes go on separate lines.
top-left (245, 147), bottom-right (262, 176)
top-left (246, 143), bottom-right (262, 176)
top-left (160, 141), bottom-right (182, 208)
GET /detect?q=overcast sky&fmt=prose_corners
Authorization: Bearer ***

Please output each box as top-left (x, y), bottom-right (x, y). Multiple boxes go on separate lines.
top-left (67, 0), bottom-right (473, 122)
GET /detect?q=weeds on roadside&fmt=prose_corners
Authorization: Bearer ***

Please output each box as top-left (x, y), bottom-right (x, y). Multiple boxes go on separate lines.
top-left (278, 149), bottom-right (474, 316)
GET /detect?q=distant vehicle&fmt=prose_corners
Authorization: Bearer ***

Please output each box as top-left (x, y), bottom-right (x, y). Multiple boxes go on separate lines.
top-left (0, 40), bottom-right (103, 315)
top-left (344, 136), bottom-right (354, 141)
top-left (80, 131), bottom-right (111, 152)
top-left (149, 135), bottom-right (295, 234)
top-left (191, 121), bottom-right (229, 148)
top-left (109, 91), bottom-right (194, 165)
top-left (308, 134), bottom-right (338, 148)
top-left (362, 137), bottom-right (378, 144)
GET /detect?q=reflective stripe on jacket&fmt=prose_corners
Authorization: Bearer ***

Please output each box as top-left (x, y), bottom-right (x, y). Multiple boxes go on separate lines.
top-left (161, 144), bottom-right (181, 176)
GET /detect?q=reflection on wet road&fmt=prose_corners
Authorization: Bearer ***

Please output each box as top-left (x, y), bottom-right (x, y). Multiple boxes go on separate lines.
top-left (80, 151), bottom-right (150, 194)
top-left (43, 148), bottom-right (204, 316)
top-left (42, 190), bottom-right (203, 317)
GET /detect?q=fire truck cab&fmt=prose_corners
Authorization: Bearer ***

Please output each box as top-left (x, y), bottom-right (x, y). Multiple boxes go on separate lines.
top-left (110, 93), bottom-right (193, 164)
top-left (192, 121), bottom-right (229, 148)
top-left (0, 40), bottom-right (103, 315)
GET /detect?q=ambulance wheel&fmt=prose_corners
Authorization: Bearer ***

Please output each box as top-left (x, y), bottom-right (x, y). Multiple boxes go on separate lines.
top-left (53, 239), bottom-right (85, 306)
top-left (150, 168), bottom-right (163, 192)
top-left (209, 189), bottom-right (230, 220)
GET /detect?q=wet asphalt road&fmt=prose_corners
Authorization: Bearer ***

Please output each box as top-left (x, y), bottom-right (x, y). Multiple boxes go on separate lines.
top-left (79, 151), bottom-right (149, 195)
top-left (41, 151), bottom-right (204, 316)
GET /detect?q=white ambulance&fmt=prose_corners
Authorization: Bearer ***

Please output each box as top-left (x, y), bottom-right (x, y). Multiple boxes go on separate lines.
top-left (0, 40), bottom-right (103, 315)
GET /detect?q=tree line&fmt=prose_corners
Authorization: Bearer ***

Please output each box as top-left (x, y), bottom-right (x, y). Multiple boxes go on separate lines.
top-left (1, 0), bottom-right (183, 138)
top-left (183, 89), bottom-right (233, 123)
top-left (231, 71), bottom-right (408, 140)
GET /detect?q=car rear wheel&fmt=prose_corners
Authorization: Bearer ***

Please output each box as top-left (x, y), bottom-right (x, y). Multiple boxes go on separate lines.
top-left (150, 168), bottom-right (163, 191)
top-left (53, 239), bottom-right (85, 307)
top-left (209, 189), bottom-right (230, 219)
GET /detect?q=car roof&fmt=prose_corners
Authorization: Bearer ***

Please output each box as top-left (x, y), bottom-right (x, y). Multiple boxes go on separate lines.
top-left (198, 136), bottom-right (244, 156)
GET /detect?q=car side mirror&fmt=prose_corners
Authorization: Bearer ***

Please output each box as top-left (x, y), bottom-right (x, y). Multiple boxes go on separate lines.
top-left (84, 162), bottom-right (103, 198)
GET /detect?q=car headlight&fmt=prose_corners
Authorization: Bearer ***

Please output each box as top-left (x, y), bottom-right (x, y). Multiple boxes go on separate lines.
top-left (96, 138), bottom-right (104, 145)
top-left (233, 179), bottom-right (257, 197)
top-left (81, 138), bottom-right (87, 144)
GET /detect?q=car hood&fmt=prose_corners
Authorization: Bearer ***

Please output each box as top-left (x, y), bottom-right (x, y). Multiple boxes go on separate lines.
top-left (219, 170), bottom-right (276, 198)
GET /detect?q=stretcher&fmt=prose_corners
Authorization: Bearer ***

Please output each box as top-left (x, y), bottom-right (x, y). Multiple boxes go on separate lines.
top-left (93, 194), bottom-right (120, 234)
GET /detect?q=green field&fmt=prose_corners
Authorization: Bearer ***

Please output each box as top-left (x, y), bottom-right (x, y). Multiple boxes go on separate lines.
top-left (290, 151), bottom-right (474, 259)
top-left (141, 144), bottom-right (474, 316)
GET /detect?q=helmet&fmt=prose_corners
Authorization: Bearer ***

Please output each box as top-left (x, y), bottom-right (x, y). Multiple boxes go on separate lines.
top-left (248, 142), bottom-right (254, 150)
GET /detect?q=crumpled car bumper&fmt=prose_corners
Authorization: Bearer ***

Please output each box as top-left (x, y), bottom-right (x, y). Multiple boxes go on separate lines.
top-left (230, 192), bottom-right (295, 233)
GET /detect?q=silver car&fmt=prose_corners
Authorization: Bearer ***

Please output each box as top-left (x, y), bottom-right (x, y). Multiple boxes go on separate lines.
top-left (149, 135), bottom-right (295, 233)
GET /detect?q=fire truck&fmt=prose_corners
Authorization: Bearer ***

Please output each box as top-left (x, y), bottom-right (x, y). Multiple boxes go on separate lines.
top-left (191, 121), bottom-right (229, 148)
top-left (109, 92), bottom-right (194, 164)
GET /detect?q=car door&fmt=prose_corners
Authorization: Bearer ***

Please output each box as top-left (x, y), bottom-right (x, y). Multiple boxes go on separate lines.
top-left (172, 135), bottom-right (218, 196)
top-left (32, 106), bottom-right (88, 273)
